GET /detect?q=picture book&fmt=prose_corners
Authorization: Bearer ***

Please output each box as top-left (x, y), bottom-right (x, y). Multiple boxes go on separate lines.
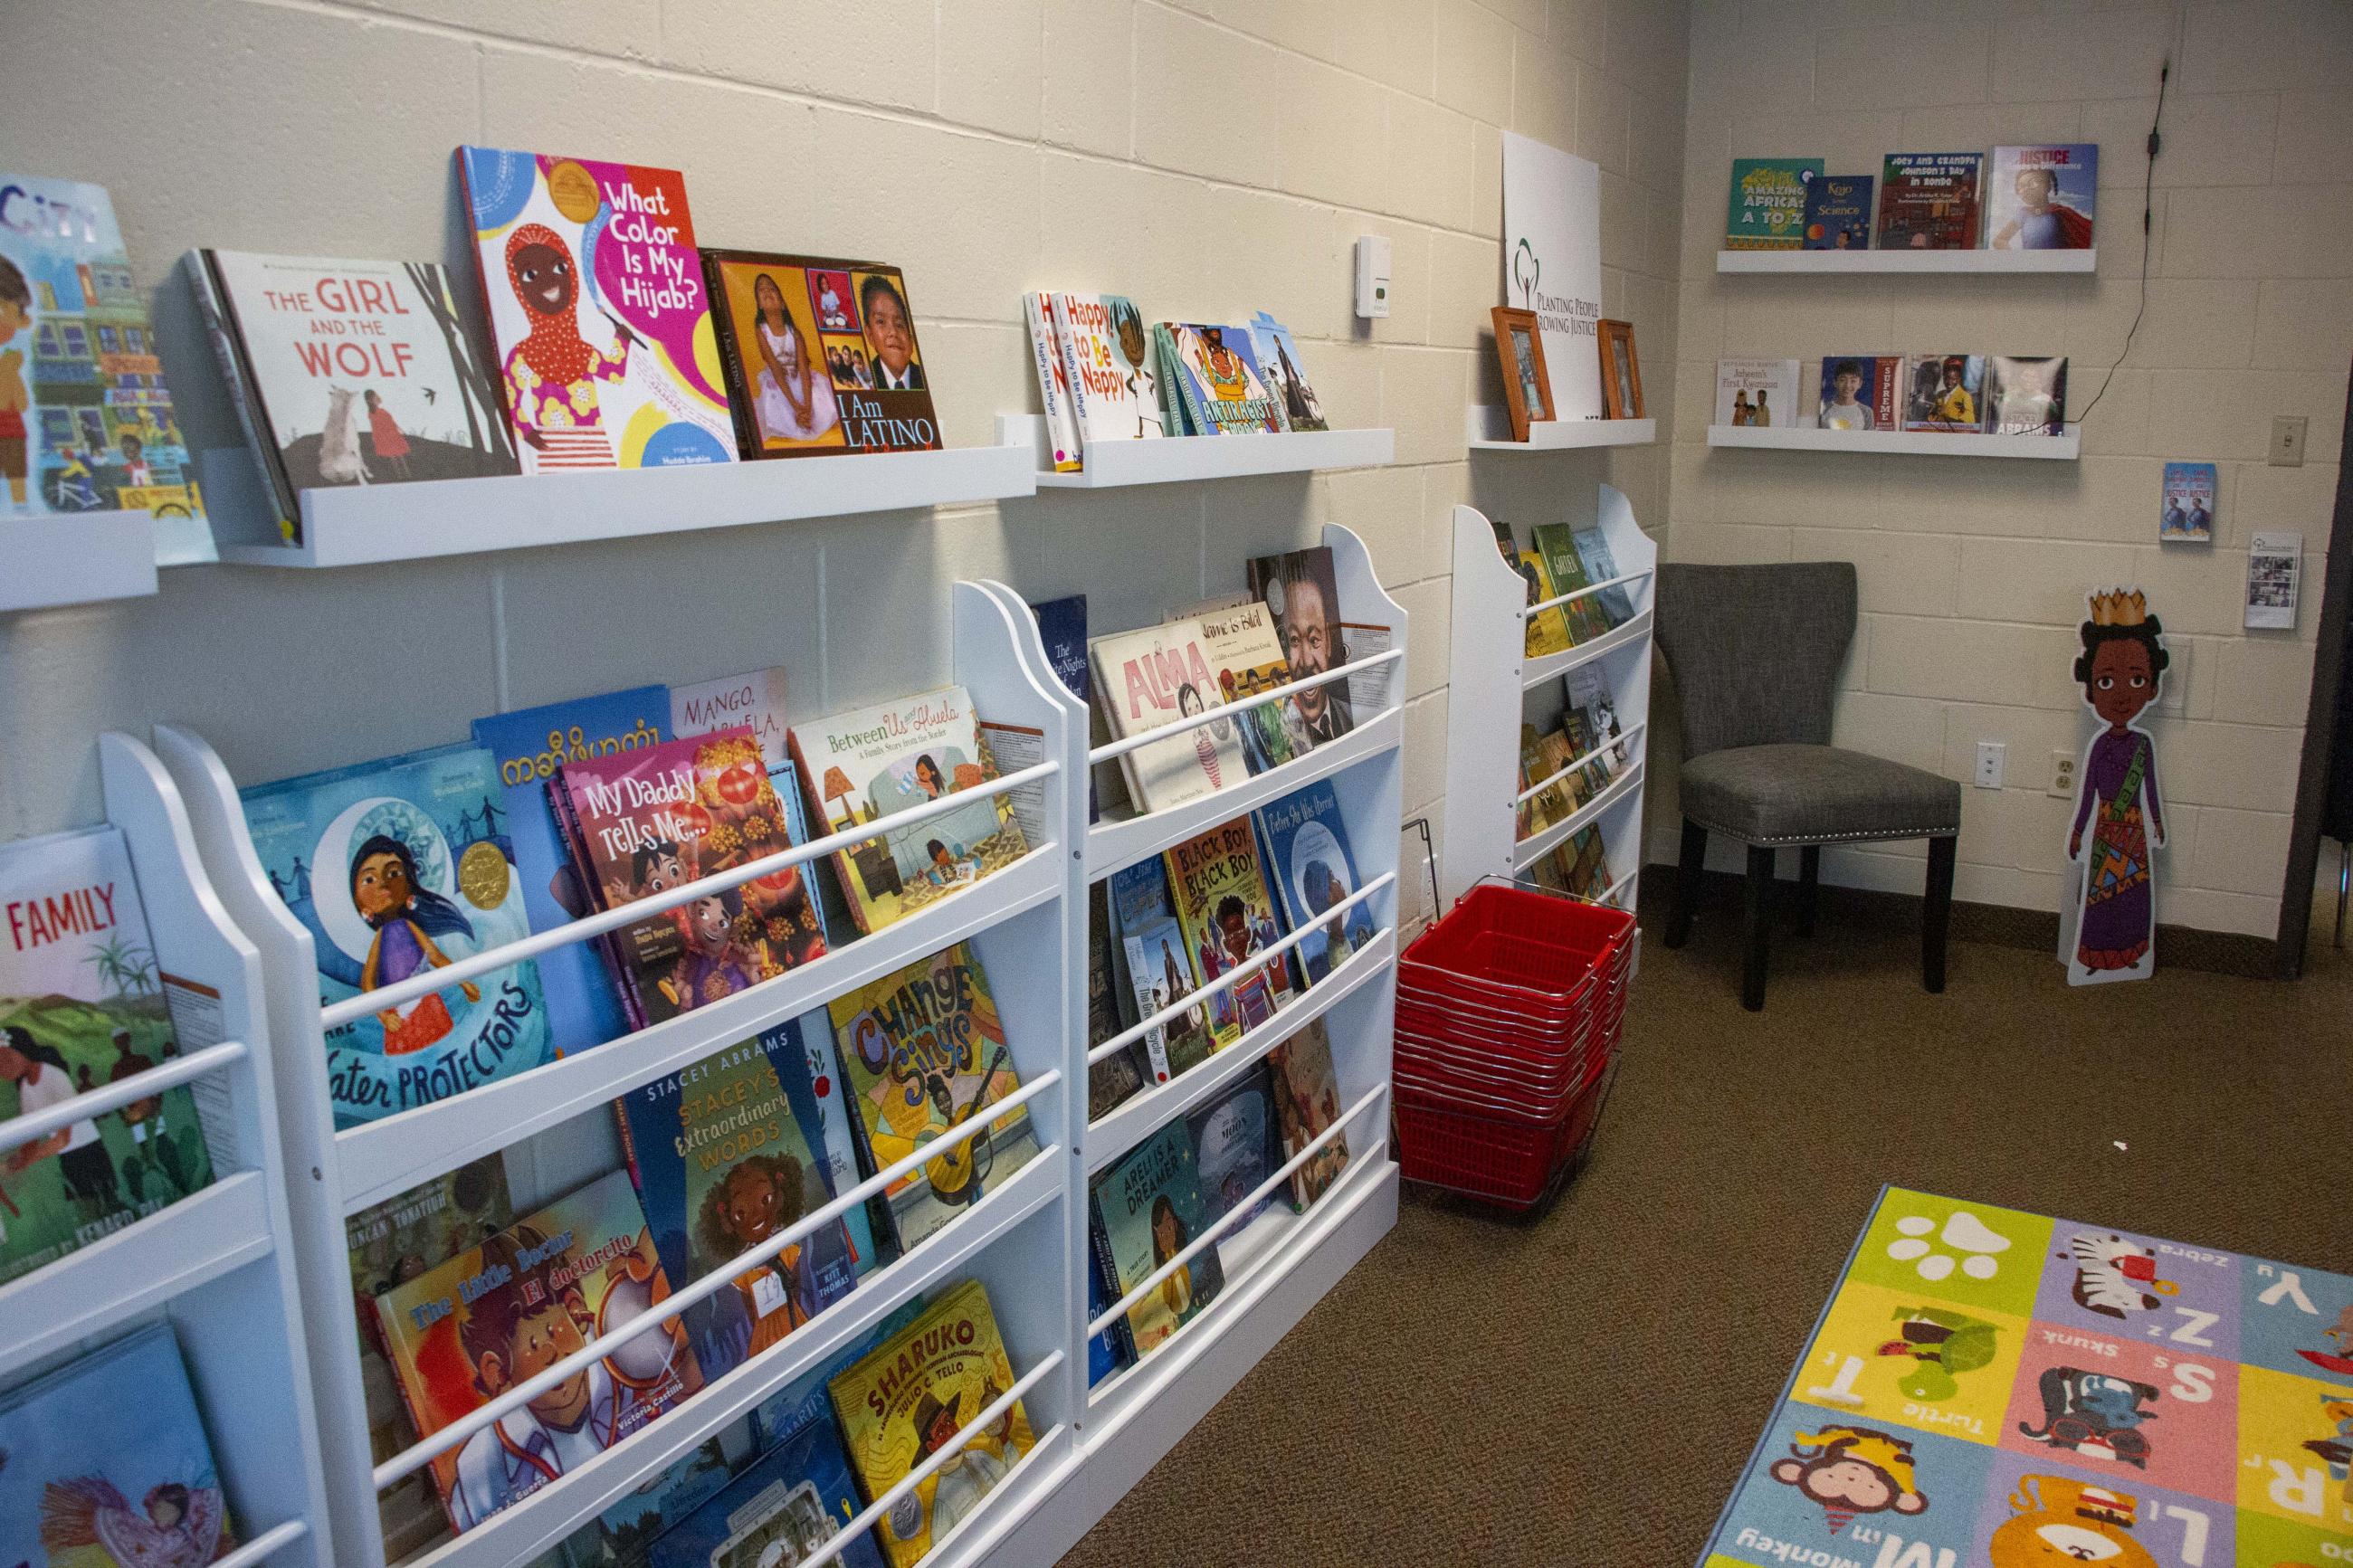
top-left (552, 727), bottom-right (823, 1030)
top-left (471, 684), bottom-right (670, 1057)
top-left (1816, 354), bottom-right (1901, 432)
top-left (1518, 550), bottom-right (1573, 657)
top-left (1987, 143), bottom-right (2097, 251)
top-left (1724, 159), bottom-right (1823, 249)
top-left (751, 1294), bottom-right (926, 1450)
top-left (1089, 619), bottom-right (1249, 813)
top-left (1050, 292), bottom-right (1153, 449)
top-left (1903, 353), bottom-right (1988, 433)
top-left (1160, 322), bottom-right (1285, 435)
top-left (1567, 660), bottom-right (1632, 780)
top-left (1153, 324), bottom-right (1191, 434)
top-left (1246, 310), bottom-right (1328, 432)
top-left (1560, 822), bottom-right (1611, 898)
top-left (1245, 546), bottom-right (1357, 746)
top-left (456, 146), bottom-right (735, 473)
top-left (1164, 817), bottom-right (1295, 1050)
top-left (1876, 152), bottom-right (1984, 251)
top-left (566, 1417), bottom-right (756, 1568)
top-left (2161, 461), bottom-right (2217, 542)
top-left (761, 1011), bottom-right (888, 1278)
top-left (1109, 857), bottom-right (1213, 1082)
top-left (829, 1278), bottom-right (1034, 1568)
top-left (0, 176), bottom-right (210, 563)
top-left (1029, 594), bottom-right (1111, 823)
top-left (1193, 597), bottom-right (1304, 777)
top-left (1091, 1120), bottom-right (1226, 1354)
top-left (375, 1167), bottom-right (704, 1533)
top-left (192, 250), bottom-right (516, 538)
top-left (347, 1155), bottom-right (514, 1562)
top-left (1268, 1018), bottom-right (1349, 1210)
top-left (1800, 173), bottom-right (1874, 251)
top-left (824, 944), bottom-right (1040, 1253)
top-left (1188, 1063), bottom-right (1279, 1231)
top-left (1023, 291), bottom-right (1081, 470)
top-left (1520, 723), bottom-right (1572, 837)
top-left (1254, 780), bottom-right (1378, 988)
top-left (671, 667), bottom-right (848, 950)
top-left (1088, 1245), bottom-right (1128, 1385)
top-left (242, 743), bottom-right (554, 1126)
top-left (615, 1034), bottom-right (862, 1383)
top-left (1571, 526), bottom-right (1637, 628)
top-left (789, 685), bottom-right (1029, 936)
top-left (1086, 881), bottom-right (1147, 1119)
top-left (1530, 521), bottom-right (1609, 644)
top-left (705, 250), bottom-right (938, 460)
top-left (0, 1323), bottom-right (235, 1562)
top-left (1716, 358), bottom-right (1801, 427)
top-left (647, 1385), bottom-right (881, 1568)
top-left (1985, 355), bottom-right (2068, 436)
top-left (0, 825), bottom-right (218, 1285)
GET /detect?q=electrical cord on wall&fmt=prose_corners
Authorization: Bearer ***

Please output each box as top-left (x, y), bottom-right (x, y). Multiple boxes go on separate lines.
top-left (2074, 59), bottom-right (2168, 424)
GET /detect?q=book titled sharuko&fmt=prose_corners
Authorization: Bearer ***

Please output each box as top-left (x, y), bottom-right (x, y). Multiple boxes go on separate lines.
top-left (374, 1167), bottom-right (704, 1533)
top-left (241, 743), bottom-right (554, 1126)
top-left (1023, 291), bottom-right (1082, 471)
top-left (1159, 322), bottom-right (1286, 435)
top-left (1164, 816), bottom-right (1296, 1050)
top-left (1254, 780), bottom-right (1378, 989)
top-left (191, 251), bottom-right (518, 539)
top-left (1876, 153), bottom-right (1984, 251)
top-left (788, 685), bottom-right (1031, 936)
top-left (0, 826), bottom-right (218, 1285)
top-left (457, 146), bottom-right (736, 472)
top-left (704, 250), bottom-right (939, 458)
top-left (1724, 159), bottom-right (1822, 249)
top-left (1987, 144), bottom-right (2097, 251)
top-left (0, 175), bottom-right (212, 564)
top-left (1715, 358), bottom-right (1801, 428)
top-left (1816, 355), bottom-right (1901, 432)
top-left (1090, 620), bottom-right (1249, 813)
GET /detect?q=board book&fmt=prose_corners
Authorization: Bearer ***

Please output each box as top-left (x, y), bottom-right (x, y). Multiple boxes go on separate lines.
top-left (824, 943), bottom-right (1041, 1254)
top-left (1160, 321), bottom-right (1285, 435)
top-left (0, 824), bottom-right (219, 1285)
top-left (374, 1167), bottom-right (704, 1533)
top-left (705, 250), bottom-right (939, 459)
top-left (242, 742), bottom-right (554, 1126)
top-left (1164, 816), bottom-right (1295, 1050)
top-left (1725, 159), bottom-right (1823, 250)
top-left (1089, 619), bottom-right (1249, 813)
top-left (457, 145), bottom-right (735, 473)
top-left (1091, 1118), bottom-right (1227, 1355)
top-left (1700, 1185), bottom-right (2353, 1568)
top-left (1254, 779), bottom-right (1379, 988)
top-left (1876, 152), bottom-right (1984, 251)
top-left (829, 1278), bottom-right (1036, 1568)
top-left (1245, 546), bottom-right (1358, 746)
top-left (1268, 1017), bottom-right (1350, 1210)
top-left (1987, 143), bottom-right (2097, 252)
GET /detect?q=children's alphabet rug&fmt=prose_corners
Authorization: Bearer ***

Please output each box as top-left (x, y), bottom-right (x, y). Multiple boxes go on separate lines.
top-left (1700, 1187), bottom-right (2353, 1568)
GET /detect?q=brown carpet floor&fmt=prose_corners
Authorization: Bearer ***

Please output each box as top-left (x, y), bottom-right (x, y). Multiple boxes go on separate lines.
top-left (1055, 886), bottom-right (2353, 1568)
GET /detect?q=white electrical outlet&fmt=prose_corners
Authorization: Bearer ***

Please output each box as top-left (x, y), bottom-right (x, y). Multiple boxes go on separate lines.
top-left (1975, 741), bottom-right (2005, 789)
top-left (2272, 414), bottom-right (2308, 467)
top-left (1354, 235), bottom-right (1391, 319)
top-left (2050, 749), bottom-right (2077, 799)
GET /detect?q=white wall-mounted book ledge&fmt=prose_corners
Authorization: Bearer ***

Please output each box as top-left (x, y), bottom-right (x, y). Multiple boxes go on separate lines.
top-left (1, 512), bottom-right (160, 611)
top-left (196, 442), bottom-right (1038, 567)
top-left (996, 414), bottom-right (1393, 488)
top-left (1707, 424), bottom-right (2082, 460)
top-left (1465, 405), bottom-right (1655, 451)
top-left (1717, 248), bottom-right (2097, 274)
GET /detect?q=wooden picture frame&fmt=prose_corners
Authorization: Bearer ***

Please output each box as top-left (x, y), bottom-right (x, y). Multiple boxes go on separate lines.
top-left (1491, 307), bottom-right (1553, 442)
top-left (1598, 318), bottom-right (1643, 419)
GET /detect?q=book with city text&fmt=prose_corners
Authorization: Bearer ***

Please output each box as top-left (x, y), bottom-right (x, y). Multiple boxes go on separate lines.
top-left (1247, 310), bottom-right (1329, 432)
top-left (1108, 857), bottom-right (1213, 1082)
top-left (706, 250), bottom-right (939, 459)
top-left (1163, 817), bottom-right (1295, 1050)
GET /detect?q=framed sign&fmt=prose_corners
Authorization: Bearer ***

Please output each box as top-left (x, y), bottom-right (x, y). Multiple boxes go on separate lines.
top-left (1597, 319), bottom-right (1643, 419)
top-left (1491, 307), bottom-right (1553, 442)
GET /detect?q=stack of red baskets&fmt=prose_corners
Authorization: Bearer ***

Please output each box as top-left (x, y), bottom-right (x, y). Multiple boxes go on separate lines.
top-left (1393, 879), bottom-right (1636, 1210)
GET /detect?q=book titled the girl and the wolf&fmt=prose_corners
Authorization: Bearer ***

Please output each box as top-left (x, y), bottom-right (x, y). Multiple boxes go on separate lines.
top-left (241, 744), bottom-right (552, 1127)
top-left (457, 146), bottom-right (735, 473)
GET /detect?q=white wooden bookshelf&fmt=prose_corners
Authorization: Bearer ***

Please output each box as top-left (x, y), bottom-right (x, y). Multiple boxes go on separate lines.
top-left (996, 413), bottom-right (1393, 487)
top-left (1465, 405), bottom-right (1655, 451)
top-left (1706, 423), bottom-right (2082, 460)
top-left (1443, 492), bottom-right (1653, 913)
top-left (1, 512), bottom-right (160, 612)
top-left (1716, 247), bottom-right (2097, 274)
top-left (0, 733), bottom-right (332, 1566)
top-left (196, 442), bottom-right (1039, 567)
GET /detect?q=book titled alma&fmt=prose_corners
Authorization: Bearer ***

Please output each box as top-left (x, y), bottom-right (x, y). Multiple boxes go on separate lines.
top-left (1089, 620), bottom-right (1247, 813)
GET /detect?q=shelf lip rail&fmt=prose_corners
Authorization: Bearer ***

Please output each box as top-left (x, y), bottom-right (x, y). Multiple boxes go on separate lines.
top-left (1084, 871), bottom-right (1396, 1067)
top-left (1088, 1079), bottom-right (1389, 1339)
top-left (372, 1069), bottom-right (1063, 1491)
top-left (0, 1039), bottom-right (248, 1155)
top-left (1512, 724), bottom-right (1647, 808)
top-left (1084, 649), bottom-right (1404, 766)
top-left (209, 1518), bottom-right (310, 1568)
top-left (1520, 568), bottom-right (1653, 622)
top-left (322, 758), bottom-right (1060, 1028)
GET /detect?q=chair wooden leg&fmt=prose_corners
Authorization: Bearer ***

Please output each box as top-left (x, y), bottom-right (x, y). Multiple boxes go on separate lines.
top-left (1664, 817), bottom-right (1707, 949)
top-left (1923, 834), bottom-right (1957, 993)
top-left (1795, 845), bottom-right (1820, 937)
top-left (1741, 844), bottom-right (1774, 1011)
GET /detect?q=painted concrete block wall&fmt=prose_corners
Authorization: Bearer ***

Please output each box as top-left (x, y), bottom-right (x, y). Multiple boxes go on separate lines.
top-left (0, 0), bottom-right (1691, 939)
top-left (1660, 0), bottom-right (2353, 940)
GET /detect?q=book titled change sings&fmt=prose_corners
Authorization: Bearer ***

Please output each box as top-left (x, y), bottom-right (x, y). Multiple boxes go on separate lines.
top-left (706, 250), bottom-right (940, 458)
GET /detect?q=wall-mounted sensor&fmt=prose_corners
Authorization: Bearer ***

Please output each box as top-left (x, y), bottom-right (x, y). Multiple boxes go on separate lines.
top-left (1355, 235), bottom-right (1391, 319)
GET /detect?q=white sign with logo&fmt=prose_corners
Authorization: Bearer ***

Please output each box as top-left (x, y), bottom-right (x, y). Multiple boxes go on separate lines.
top-left (1500, 133), bottom-right (1604, 422)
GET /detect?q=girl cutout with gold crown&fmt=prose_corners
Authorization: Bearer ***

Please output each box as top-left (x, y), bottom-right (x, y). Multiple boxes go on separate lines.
top-left (2063, 588), bottom-right (2168, 985)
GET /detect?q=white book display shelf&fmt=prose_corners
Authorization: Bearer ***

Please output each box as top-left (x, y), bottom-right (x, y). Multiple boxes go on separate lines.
top-left (995, 413), bottom-right (1394, 488)
top-left (0, 734), bottom-right (331, 1566)
top-left (1442, 490), bottom-right (1654, 913)
top-left (127, 531), bottom-right (1401, 1568)
top-left (1, 512), bottom-right (160, 612)
top-left (1463, 405), bottom-right (1656, 452)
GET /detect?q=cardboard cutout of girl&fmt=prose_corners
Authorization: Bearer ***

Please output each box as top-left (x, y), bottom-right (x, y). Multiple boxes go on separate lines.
top-left (2063, 589), bottom-right (2168, 985)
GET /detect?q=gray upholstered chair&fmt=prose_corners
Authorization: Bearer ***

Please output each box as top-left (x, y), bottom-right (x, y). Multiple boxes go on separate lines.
top-left (1653, 562), bottom-right (1961, 1010)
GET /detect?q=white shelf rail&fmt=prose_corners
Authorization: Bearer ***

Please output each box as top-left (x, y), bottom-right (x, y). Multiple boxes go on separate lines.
top-left (1514, 722), bottom-right (1648, 809)
top-left (0, 1038), bottom-right (248, 1152)
top-left (1084, 648), bottom-right (1403, 768)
